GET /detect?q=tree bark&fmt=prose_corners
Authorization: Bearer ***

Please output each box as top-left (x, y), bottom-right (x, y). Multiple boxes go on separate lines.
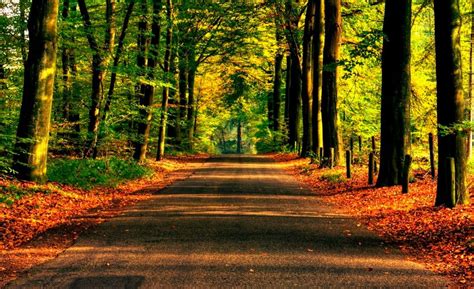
top-left (376, 0), bottom-right (412, 187)
top-left (285, 1), bottom-right (302, 150)
top-left (322, 0), bottom-right (342, 165)
top-left (13, 0), bottom-right (59, 182)
top-left (434, 0), bottom-right (469, 206)
top-left (311, 0), bottom-right (324, 153)
top-left (301, 0), bottom-right (316, 156)
top-left (102, 0), bottom-right (136, 122)
top-left (134, 0), bottom-right (162, 162)
top-left (468, 0), bottom-right (474, 160)
top-left (78, 0), bottom-right (115, 158)
top-left (273, 53), bottom-right (283, 132)
top-left (157, 0), bottom-right (174, 161)
top-left (177, 48), bottom-right (188, 148)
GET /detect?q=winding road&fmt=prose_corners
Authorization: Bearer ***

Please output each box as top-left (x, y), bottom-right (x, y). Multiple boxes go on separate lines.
top-left (7, 155), bottom-right (447, 288)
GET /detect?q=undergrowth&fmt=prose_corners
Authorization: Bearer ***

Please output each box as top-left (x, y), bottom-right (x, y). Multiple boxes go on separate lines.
top-left (47, 157), bottom-right (152, 189)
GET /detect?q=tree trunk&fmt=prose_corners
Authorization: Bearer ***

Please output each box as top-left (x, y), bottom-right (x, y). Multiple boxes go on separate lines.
top-left (434, 0), bottom-right (469, 206)
top-left (273, 53), bottom-right (283, 132)
top-left (13, 0), bottom-right (59, 182)
top-left (468, 0), bottom-right (474, 160)
top-left (177, 49), bottom-right (188, 148)
top-left (376, 0), bottom-right (412, 187)
top-left (102, 0), bottom-right (135, 122)
top-left (134, 0), bottom-right (162, 162)
top-left (284, 55), bottom-right (291, 130)
top-left (78, 0), bottom-right (115, 158)
top-left (187, 63), bottom-right (196, 150)
top-left (301, 0), bottom-right (316, 156)
top-left (237, 119), bottom-right (242, 154)
top-left (166, 44), bottom-right (179, 147)
top-left (285, 0), bottom-right (302, 150)
top-left (157, 0), bottom-right (174, 161)
top-left (322, 0), bottom-right (342, 165)
top-left (311, 0), bottom-right (324, 153)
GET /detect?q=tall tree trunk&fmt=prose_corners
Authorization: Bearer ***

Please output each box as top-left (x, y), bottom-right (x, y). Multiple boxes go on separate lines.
top-left (284, 55), bottom-right (291, 131)
top-left (157, 0), bottom-right (173, 161)
top-left (376, 0), bottom-right (412, 187)
top-left (60, 0), bottom-right (81, 145)
top-left (311, 0), bottom-right (324, 153)
top-left (13, 0), bottom-right (59, 182)
top-left (177, 50), bottom-right (188, 148)
top-left (187, 52), bottom-right (196, 150)
top-left (434, 0), bottom-right (469, 206)
top-left (78, 0), bottom-right (116, 158)
top-left (102, 0), bottom-right (136, 122)
top-left (273, 53), bottom-right (283, 132)
top-left (322, 0), bottom-right (342, 165)
top-left (166, 44), bottom-right (179, 147)
top-left (468, 0), bottom-right (474, 160)
top-left (285, 1), bottom-right (302, 150)
top-left (301, 0), bottom-right (316, 156)
top-left (134, 0), bottom-right (162, 162)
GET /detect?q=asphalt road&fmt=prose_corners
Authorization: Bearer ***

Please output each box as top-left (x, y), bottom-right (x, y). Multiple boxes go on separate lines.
top-left (6, 155), bottom-right (447, 288)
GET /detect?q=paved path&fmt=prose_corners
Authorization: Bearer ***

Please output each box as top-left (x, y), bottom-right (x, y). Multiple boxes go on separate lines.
top-left (7, 155), bottom-right (447, 288)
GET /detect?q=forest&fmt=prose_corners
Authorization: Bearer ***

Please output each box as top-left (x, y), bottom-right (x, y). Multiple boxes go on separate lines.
top-left (0, 0), bottom-right (473, 286)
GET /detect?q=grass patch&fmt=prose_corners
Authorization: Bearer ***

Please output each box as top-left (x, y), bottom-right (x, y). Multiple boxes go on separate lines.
top-left (319, 172), bottom-right (344, 184)
top-left (48, 157), bottom-right (152, 189)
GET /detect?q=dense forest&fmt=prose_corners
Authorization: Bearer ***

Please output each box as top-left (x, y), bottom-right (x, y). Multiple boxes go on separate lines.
top-left (0, 0), bottom-right (473, 207)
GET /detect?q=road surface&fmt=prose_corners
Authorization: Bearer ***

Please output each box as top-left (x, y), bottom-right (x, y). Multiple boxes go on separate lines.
top-left (6, 155), bottom-right (447, 288)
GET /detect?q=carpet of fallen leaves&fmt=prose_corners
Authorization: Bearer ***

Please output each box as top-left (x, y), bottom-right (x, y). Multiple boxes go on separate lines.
top-left (0, 155), bottom-right (208, 288)
top-left (273, 153), bottom-right (473, 286)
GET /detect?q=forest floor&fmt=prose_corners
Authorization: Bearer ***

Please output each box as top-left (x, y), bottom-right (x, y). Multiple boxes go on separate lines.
top-left (272, 153), bottom-right (473, 286)
top-left (0, 155), bottom-right (208, 288)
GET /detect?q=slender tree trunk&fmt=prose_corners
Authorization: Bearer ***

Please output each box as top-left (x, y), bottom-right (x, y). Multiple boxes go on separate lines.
top-left (166, 44), bottom-right (179, 147)
top-left (301, 0), bottom-right (316, 156)
top-left (376, 0), bottom-right (412, 187)
top-left (177, 51), bottom-right (188, 148)
top-left (237, 119), bottom-right (242, 154)
top-left (311, 0), bottom-right (324, 153)
top-left (78, 0), bottom-right (115, 158)
top-left (187, 56), bottom-right (196, 150)
top-left (134, 0), bottom-right (162, 162)
top-left (268, 90), bottom-right (274, 129)
top-left (19, 0), bottom-right (28, 65)
top-left (322, 0), bottom-right (342, 165)
top-left (273, 53), bottom-right (283, 132)
top-left (102, 0), bottom-right (135, 122)
top-left (434, 0), bottom-right (469, 206)
top-left (157, 0), bottom-right (174, 161)
top-left (284, 55), bottom-right (291, 131)
top-left (13, 0), bottom-right (59, 182)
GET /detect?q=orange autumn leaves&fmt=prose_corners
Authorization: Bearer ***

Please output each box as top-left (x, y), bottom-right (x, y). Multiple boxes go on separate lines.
top-left (274, 153), bottom-right (473, 285)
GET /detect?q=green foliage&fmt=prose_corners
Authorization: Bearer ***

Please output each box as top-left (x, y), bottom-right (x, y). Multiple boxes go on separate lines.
top-left (47, 158), bottom-right (152, 189)
top-left (319, 173), bottom-right (344, 184)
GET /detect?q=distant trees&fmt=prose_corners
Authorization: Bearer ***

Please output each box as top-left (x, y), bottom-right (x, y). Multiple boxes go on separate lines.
top-left (13, 0), bottom-right (59, 182)
top-left (2, 0), bottom-right (472, 207)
